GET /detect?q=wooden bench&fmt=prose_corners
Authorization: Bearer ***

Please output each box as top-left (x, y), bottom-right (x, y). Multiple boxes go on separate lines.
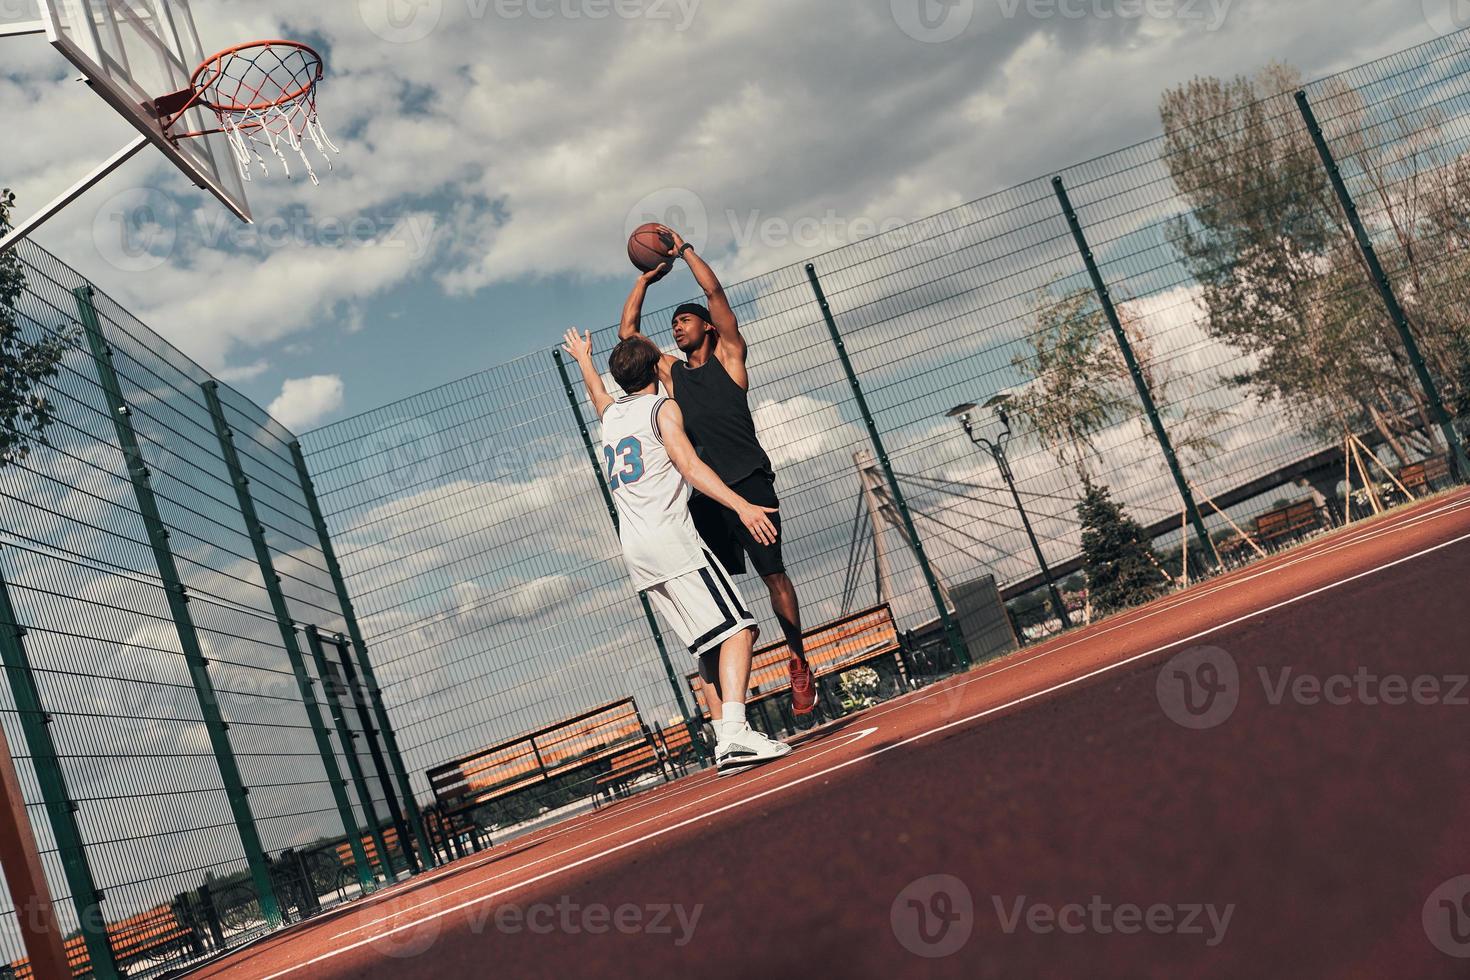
top-left (8, 904), bottom-right (199, 978)
top-left (594, 744), bottom-right (665, 798)
top-left (685, 605), bottom-right (904, 721)
top-left (427, 698), bottom-right (660, 819)
top-left (335, 824), bottom-right (401, 877)
top-left (1252, 499), bottom-right (1324, 549)
top-left (1398, 455), bottom-right (1451, 497)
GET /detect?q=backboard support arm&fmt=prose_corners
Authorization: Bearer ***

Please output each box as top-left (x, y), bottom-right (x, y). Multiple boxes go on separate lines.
top-left (0, 135), bottom-right (150, 256)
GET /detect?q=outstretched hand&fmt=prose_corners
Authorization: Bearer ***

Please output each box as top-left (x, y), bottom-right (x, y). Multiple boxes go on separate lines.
top-left (561, 328), bottom-right (593, 363)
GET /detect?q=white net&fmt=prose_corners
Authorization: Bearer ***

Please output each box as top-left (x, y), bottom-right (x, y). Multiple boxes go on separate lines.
top-left (192, 41), bottom-right (341, 185)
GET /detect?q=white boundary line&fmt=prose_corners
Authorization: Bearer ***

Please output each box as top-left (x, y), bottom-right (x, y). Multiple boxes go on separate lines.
top-left (307, 495), bottom-right (1470, 933)
top-left (325, 725), bottom-right (879, 940)
top-left (376, 492), bottom-right (1470, 901)
top-left (249, 522), bottom-right (1470, 980)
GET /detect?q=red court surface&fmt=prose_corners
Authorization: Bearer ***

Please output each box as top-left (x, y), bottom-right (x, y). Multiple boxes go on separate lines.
top-left (193, 490), bottom-right (1470, 979)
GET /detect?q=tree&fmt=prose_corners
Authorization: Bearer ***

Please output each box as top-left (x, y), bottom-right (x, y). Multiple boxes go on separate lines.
top-left (0, 189), bottom-right (74, 466)
top-left (1009, 284), bottom-right (1227, 484)
top-left (1159, 65), bottom-right (1436, 463)
top-left (1008, 286), bottom-right (1134, 485)
top-left (1076, 482), bottom-right (1167, 614)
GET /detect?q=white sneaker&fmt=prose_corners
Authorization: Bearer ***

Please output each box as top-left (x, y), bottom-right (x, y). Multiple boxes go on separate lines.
top-left (715, 725), bottom-right (792, 776)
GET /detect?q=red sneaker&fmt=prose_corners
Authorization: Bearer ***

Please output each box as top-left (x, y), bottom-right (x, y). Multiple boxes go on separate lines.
top-left (789, 657), bottom-right (816, 715)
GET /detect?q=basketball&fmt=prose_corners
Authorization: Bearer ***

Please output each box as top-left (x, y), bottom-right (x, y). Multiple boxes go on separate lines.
top-left (628, 223), bottom-right (675, 273)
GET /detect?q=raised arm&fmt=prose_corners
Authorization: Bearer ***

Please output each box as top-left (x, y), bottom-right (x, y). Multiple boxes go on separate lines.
top-left (619, 264), bottom-right (679, 393)
top-left (619, 263), bottom-right (671, 340)
top-left (658, 400), bottom-right (778, 546)
top-left (560, 329), bottom-right (615, 419)
top-left (664, 227), bottom-right (745, 362)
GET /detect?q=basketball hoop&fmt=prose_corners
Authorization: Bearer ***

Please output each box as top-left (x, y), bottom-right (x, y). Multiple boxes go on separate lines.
top-left (157, 40), bottom-right (339, 185)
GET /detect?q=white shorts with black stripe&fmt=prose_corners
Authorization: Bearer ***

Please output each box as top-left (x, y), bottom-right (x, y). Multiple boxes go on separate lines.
top-left (645, 551), bottom-right (757, 658)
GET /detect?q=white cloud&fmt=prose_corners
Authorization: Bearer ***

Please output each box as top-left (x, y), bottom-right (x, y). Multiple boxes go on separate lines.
top-left (268, 374), bottom-right (345, 429)
top-left (217, 359), bottom-right (271, 383)
top-left (752, 394), bottom-right (860, 469)
top-left (3, 0), bottom-right (1440, 388)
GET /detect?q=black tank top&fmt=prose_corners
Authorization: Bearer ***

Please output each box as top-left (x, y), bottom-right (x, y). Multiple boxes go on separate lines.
top-left (670, 355), bottom-right (772, 485)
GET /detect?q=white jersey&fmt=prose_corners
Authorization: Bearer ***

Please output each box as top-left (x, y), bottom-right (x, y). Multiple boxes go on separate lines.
top-left (600, 394), bottom-right (706, 590)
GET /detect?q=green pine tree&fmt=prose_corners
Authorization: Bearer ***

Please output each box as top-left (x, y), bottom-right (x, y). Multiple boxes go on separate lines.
top-left (0, 189), bottom-right (75, 467)
top-left (1076, 482), bottom-right (1167, 614)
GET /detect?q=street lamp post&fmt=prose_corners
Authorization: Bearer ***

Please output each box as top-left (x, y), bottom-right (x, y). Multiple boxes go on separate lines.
top-left (947, 396), bottom-right (1074, 630)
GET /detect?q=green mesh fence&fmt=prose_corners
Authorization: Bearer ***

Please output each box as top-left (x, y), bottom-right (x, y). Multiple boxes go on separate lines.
top-left (300, 30), bottom-right (1470, 824)
top-left (0, 244), bottom-right (412, 978)
top-left (1, 25), bottom-right (1469, 979)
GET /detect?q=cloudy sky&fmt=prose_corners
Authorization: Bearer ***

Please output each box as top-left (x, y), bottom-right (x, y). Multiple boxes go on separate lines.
top-left (0, 0), bottom-right (1457, 431)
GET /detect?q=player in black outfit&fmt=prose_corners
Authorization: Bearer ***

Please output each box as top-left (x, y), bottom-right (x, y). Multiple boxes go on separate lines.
top-left (619, 225), bottom-right (817, 715)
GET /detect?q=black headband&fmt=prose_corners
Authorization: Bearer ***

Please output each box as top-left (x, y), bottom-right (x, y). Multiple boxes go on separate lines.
top-left (672, 303), bottom-right (711, 325)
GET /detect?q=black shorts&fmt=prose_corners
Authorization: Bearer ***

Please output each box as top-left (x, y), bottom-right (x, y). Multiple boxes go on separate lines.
top-left (689, 472), bottom-right (784, 578)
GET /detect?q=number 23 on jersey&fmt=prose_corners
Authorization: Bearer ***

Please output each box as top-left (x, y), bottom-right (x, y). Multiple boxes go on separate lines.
top-left (604, 437), bottom-right (645, 490)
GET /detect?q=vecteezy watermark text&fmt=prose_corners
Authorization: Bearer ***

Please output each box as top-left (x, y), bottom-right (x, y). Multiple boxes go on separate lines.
top-left (1158, 646), bottom-right (1469, 730)
top-left (890, 0), bottom-right (1232, 42)
top-left (358, 0), bottom-right (700, 43)
top-left (372, 896), bottom-right (704, 956)
top-left (624, 187), bottom-right (955, 263)
top-left (891, 875), bottom-right (1233, 957)
top-left (1258, 666), bottom-right (1468, 708)
top-left (993, 895), bottom-right (1235, 946)
top-left (989, 0), bottom-right (1232, 30)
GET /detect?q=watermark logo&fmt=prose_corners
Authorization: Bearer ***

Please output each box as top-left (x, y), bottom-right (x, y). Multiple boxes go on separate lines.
top-left (359, 0), bottom-right (700, 40)
top-left (368, 894), bottom-right (446, 959)
top-left (360, 0), bottom-right (445, 44)
top-left (1423, 0), bottom-right (1470, 36)
top-left (92, 187), bottom-right (179, 273)
top-left (1156, 645), bottom-right (1239, 730)
top-left (983, 0), bottom-right (1233, 31)
top-left (0, 1), bottom-right (41, 24)
top-left (351, 415), bottom-right (448, 492)
top-left (624, 187), bottom-right (710, 257)
top-left (622, 190), bottom-right (945, 261)
top-left (993, 895), bottom-right (1234, 946)
top-left (492, 0), bottom-right (702, 29)
top-left (1424, 876), bottom-right (1470, 957)
top-left (891, 0), bottom-right (975, 43)
top-left (891, 874), bottom-right (974, 958)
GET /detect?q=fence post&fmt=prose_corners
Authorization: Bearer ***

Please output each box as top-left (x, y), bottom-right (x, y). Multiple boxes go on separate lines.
top-left (0, 564), bottom-right (119, 979)
top-left (552, 349), bottom-right (711, 765)
top-left (305, 627), bottom-right (392, 885)
top-left (1052, 175), bottom-right (1219, 564)
top-left (1295, 90), bottom-right (1470, 482)
top-left (200, 381), bottom-right (374, 894)
top-left (333, 635), bottom-right (419, 875)
top-left (805, 264), bottom-right (970, 668)
top-left (287, 441), bottom-right (436, 871)
top-left (73, 285), bottom-right (282, 929)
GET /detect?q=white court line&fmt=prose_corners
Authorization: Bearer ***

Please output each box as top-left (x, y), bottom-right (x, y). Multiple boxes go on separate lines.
top-left (252, 524), bottom-right (1470, 980)
top-left (343, 494), bottom-right (1470, 922)
top-left (325, 725), bottom-right (879, 942)
top-left (311, 499), bottom-right (1470, 948)
top-left (397, 491), bottom-right (1470, 896)
top-left (859, 492), bottom-right (1470, 724)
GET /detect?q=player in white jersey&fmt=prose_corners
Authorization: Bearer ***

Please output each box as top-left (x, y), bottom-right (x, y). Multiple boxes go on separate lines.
top-left (562, 329), bottom-right (792, 775)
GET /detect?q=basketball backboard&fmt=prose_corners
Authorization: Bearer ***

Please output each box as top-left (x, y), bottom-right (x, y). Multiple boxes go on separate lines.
top-left (38, 0), bottom-right (252, 222)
